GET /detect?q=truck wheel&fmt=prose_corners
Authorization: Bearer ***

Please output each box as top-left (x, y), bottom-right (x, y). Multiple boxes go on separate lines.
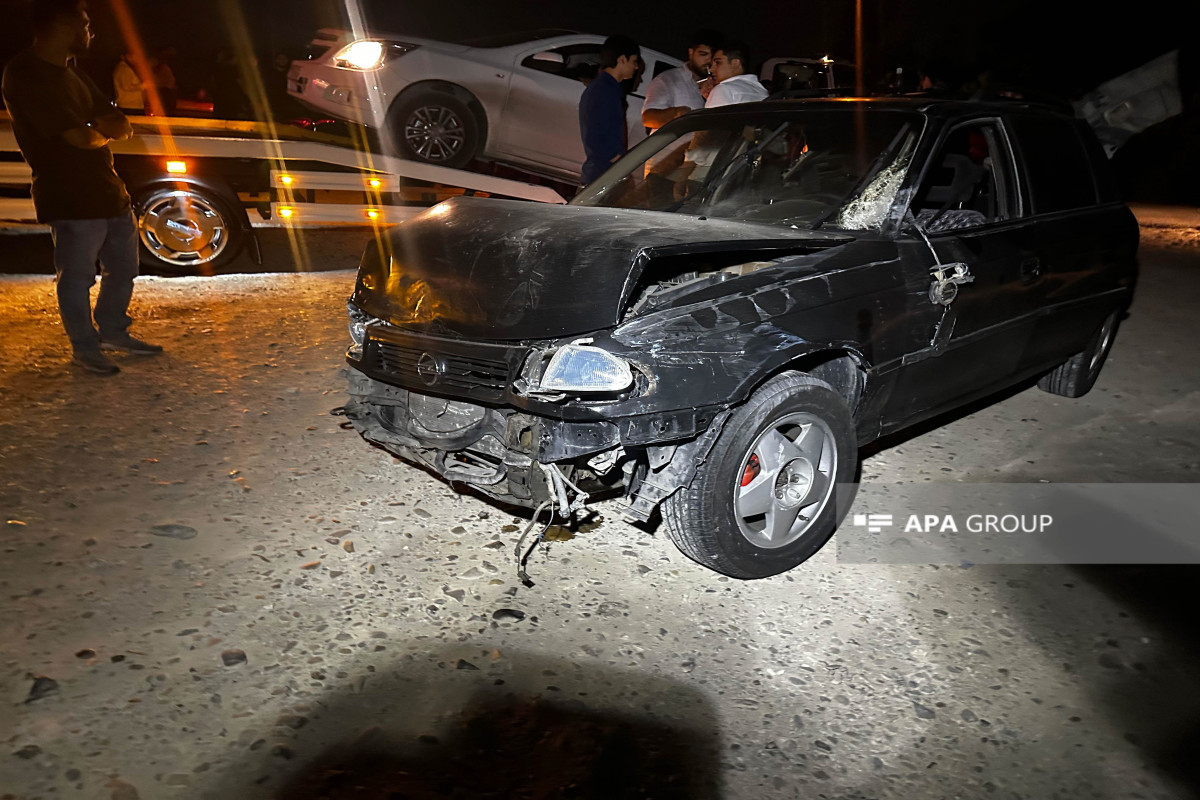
top-left (1037, 311), bottom-right (1120, 398)
top-left (133, 185), bottom-right (245, 274)
top-left (661, 373), bottom-right (857, 579)
top-left (388, 89), bottom-right (479, 169)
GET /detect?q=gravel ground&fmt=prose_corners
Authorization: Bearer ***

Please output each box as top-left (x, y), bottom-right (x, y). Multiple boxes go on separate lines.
top-left (0, 236), bottom-right (1199, 799)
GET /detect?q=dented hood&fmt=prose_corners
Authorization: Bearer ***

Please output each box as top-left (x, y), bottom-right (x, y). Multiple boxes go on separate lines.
top-left (353, 197), bottom-right (848, 341)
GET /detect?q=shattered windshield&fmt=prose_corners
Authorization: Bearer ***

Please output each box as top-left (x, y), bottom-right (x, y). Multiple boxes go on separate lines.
top-left (572, 107), bottom-right (923, 230)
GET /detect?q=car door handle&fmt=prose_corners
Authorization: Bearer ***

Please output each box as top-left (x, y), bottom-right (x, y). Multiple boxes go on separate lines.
top-left (1020, 257), bottom-right (1041, 283)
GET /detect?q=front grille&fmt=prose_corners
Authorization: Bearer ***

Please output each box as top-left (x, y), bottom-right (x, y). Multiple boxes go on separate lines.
top-left (365, 331), bottom-right (519, 403)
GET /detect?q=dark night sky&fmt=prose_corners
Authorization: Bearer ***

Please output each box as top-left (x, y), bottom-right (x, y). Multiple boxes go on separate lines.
top-left (0, 0), bottom-right (1192, 100)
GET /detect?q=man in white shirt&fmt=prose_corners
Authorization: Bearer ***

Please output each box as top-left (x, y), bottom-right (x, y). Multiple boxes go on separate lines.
top-left (682, 41), bottom-right (769, 175)
top-left (639, 31), bottom-right (722, 203)
top-left (640, 30), bottom-right (722, 131)
top-left (706, 41), bottom-right (768, 108)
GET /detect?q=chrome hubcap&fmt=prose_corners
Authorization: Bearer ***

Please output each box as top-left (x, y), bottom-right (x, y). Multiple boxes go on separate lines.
top-left (404, 105), bottom-right (466, 162)
top-left (734, 412), bottom-right (837, 549)
top-left (138, 190), bottom-right (229, 267)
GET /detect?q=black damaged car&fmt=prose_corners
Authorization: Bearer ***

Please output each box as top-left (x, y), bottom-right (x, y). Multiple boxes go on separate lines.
top-left (339, 98), bottom-right (1137, 578)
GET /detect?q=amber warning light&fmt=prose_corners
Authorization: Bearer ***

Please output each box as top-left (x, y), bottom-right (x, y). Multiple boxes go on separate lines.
top-left (166, 161), bottom-right (187, 174)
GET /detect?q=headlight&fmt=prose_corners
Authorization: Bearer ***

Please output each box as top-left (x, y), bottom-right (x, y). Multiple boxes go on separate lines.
top-left (539, 345), bottom-right (633, 393)
top-left (332, 40), bottom-right (418, 70)
top-left (347, 302), bottom-right (370, 345)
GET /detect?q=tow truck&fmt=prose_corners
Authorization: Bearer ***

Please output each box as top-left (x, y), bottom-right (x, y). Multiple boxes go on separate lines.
top-left (0, 112), bottom-right (566, 273)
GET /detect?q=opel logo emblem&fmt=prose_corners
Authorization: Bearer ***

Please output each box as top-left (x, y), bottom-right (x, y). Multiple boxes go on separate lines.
top-left (415, 352), bottom-right (443, 386)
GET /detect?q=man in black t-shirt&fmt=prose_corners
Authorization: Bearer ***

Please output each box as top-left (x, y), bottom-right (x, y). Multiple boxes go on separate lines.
top-left (2, 0), bottom-right (162, 375)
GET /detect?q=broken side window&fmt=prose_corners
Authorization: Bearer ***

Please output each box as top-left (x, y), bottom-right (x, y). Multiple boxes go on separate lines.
top-left (907, 120), bottom-right (1019, 232)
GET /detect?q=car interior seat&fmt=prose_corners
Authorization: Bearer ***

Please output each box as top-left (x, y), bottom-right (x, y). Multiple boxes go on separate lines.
top-left (917, 153), bottom-right (988, 231)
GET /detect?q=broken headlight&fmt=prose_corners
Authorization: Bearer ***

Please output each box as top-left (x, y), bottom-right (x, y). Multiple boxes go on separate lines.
top-left (347, 302), bottom-right (369, 345)
top-left (538, 344), bottom-right (633, 393)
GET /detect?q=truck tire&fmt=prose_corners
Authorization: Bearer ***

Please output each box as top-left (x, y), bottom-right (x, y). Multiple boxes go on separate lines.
top-left (661, 372), bottom-right (858, 579)
top-left (133, 184), bottom-right (245, 274)
top-left (388, 88), bottom-right (479, 169)
top-left (1036, 311), bottom-right (1120, 398)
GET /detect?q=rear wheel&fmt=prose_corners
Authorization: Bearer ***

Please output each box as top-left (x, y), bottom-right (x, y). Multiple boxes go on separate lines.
top-left (662, 372), bottom-right (858, 579)
top-left (388, 89), bottom-right (480, 169)
top-left (1036, 311), bottom-right (1120, 398)
top-left (133, 185), bottom-right (245, 274)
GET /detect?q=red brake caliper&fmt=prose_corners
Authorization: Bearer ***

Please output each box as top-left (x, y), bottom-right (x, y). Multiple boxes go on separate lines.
top-left (741, 454), bottom-right (761, 487)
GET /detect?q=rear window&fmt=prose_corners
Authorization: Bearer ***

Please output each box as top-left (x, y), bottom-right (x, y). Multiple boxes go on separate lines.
top-left (1009, 114), bottom-right (1098, 214)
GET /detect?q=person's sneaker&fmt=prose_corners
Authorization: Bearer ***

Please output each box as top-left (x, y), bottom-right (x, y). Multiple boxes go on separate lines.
top-left (99, 335), bottom-right (163, 355)
top-left (72, 349), bottom-right (120, 375)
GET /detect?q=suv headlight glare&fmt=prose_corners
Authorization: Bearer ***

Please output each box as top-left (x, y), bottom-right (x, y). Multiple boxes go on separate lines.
top-left (539, 345), bottom-right (633, 393)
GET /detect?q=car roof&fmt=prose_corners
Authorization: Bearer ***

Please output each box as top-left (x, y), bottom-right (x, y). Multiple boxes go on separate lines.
top-left (457, 29), bottom-right (580, 48)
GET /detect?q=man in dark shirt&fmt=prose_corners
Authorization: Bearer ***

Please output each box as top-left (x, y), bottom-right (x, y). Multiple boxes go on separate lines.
top-left (578, 35), bottom-right (641, 186)
top-left (2, 0), bottom-right (162, 375)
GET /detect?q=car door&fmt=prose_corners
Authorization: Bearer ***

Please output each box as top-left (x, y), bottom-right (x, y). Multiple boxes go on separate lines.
top-left (494, 39), bottom-right (605, 174)
top-left (496, 41), bottom-right (680, 176)
top-left (883, 117), bottom-right (1042, 428)
top-left (1005, 112), bottom-right (1138, 372)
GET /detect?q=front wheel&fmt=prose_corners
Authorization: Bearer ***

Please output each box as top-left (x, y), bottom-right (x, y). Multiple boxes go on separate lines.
top-left (133, 185), bottom-right (245, 274)
top-left (661, 372), bottom-right (858, 579)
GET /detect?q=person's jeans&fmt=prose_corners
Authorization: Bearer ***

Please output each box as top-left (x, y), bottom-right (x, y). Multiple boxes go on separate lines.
top-left (48, 212), bottom-right (139, 351)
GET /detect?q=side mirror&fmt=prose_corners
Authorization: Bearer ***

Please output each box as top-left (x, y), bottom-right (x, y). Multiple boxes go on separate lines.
top-left (530, 51), bottom-right (564, 65)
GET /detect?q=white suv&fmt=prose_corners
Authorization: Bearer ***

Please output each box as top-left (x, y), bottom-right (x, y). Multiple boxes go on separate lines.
top-left (288, 28), bottom-right (680, 182)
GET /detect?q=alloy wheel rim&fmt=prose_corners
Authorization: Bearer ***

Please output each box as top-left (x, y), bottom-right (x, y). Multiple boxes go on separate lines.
top-left (733, 412), bottom-right (838, 549)
top-left (404, 105), bottom-right (467, 162)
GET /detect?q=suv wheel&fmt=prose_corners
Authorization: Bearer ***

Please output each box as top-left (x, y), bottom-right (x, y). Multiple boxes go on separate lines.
top-left (661, 372), bottom-right (858, 579)
top-left (1037, 311), bottom-right (1120, 398)
top-left (133, 185), bottom-right (244, 274)
top-left (388, 89), bottom-right (479, 169)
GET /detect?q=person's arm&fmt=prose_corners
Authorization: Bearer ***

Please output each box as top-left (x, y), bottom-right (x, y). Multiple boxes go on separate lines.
top-left (640, 72), bottom-right (690, 130)
top-left (80, 69), bottom-right (133, 144)
top-left (61, 123), bottom-right (110, 149)
top-left (94, 112), bottom-right (133, 141)
top-left (600, 86), bottom-right (628, 164)
top-left (642, 106), bottom-right (690, 129)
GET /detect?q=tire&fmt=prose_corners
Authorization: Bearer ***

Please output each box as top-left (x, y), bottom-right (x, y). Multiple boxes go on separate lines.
top-left (133, 185), bottom-right (245, 274)
top-left (388, 89), bottom-right (480, 169)
top-left (1036, 311), bottom-right (1120, 398)
top-left (661, 372), bottom-right (858, 579)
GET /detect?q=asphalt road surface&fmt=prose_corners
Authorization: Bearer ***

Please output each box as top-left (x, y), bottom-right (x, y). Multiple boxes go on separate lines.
top-left (0, 221), bottom-right (1198, 799)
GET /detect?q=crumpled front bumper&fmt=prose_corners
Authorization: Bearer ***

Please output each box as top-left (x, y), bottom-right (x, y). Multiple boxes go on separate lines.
top-left (342, 367), bottom-right (625, 507)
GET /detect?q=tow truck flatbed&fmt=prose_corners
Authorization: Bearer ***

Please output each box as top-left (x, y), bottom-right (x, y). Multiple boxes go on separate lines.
top-left (1, 113), bottom-right (565, 272)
